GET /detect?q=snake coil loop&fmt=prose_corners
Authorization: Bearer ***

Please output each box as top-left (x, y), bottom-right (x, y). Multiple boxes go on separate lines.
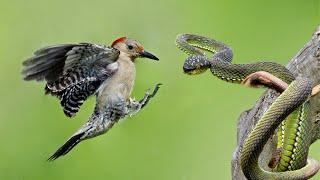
top-left (176, 34), bottom-right (320, 180)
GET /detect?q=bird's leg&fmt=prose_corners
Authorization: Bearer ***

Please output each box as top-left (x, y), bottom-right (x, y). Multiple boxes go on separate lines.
top-left (126, 98), bottom-right (142, 117)
top-left (139, 83), bottom-right (162, 109)
top-left (126, 83), bottom-right (162, 116)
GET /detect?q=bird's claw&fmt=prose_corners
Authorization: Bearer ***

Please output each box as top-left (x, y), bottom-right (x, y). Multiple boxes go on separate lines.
top-left (144, 83), bottom-right (162, 98)
top-left (138, 83), bottom-right (162, 108)
top-left (125, 83), bottom-right (162, 117)
top-left (149, 83), bottom-right (162, 97)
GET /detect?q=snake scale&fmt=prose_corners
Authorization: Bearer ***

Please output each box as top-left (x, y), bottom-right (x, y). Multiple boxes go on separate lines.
top-left (176, 34), bottom-right (320, 180)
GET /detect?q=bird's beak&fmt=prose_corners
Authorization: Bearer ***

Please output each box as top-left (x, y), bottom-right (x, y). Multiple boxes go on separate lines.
top-left (140, 50), bottom-right (159, 61)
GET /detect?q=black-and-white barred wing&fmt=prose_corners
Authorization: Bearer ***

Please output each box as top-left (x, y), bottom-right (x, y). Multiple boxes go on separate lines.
top-left (22, 43), bottom-right (119, 82)
top-left (22, 43), bottom-right (120, 117)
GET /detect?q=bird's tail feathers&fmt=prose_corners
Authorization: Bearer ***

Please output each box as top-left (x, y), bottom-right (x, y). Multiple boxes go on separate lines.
top-left (47, 131), bottom-right (85, 161)
top-left (47, 110), bottom-right (120, 161)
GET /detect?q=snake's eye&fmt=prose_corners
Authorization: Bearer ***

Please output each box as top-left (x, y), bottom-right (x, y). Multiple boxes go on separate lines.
top-left (128, 45), bottom-right (133, 50)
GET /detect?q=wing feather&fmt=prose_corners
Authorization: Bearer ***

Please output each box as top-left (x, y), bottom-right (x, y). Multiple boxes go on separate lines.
top-left (22, 43), bottom-right (120, 117)
top-left (60, 80), bottom-right (102, 117)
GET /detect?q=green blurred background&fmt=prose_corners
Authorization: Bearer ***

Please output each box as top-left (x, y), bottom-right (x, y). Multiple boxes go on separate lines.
top-left (0, 0), bottom-right (319, 179)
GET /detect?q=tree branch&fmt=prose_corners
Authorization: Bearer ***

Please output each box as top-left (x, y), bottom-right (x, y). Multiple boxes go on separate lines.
top-left (231, 26), bottom-right (320, 180)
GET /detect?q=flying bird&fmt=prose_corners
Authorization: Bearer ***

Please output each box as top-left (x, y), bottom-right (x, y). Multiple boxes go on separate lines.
top-left (22, 37), bottom-right (161, 161)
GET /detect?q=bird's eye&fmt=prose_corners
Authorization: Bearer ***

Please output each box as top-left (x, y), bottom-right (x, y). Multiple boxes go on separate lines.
top-left (128, 45), bottom-right (133, 50)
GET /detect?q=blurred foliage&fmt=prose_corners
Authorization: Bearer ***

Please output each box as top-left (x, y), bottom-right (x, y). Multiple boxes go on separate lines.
top-left (0, 0), bottom-right (319, 179)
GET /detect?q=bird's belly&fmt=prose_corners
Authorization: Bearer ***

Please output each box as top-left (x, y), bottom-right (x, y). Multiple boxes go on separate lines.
top-left (97, 70), bottom-right (135, 107)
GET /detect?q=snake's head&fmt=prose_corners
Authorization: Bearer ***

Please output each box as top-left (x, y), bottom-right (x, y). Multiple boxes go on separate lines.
top-left (183, 55), bottom-right (211, 75)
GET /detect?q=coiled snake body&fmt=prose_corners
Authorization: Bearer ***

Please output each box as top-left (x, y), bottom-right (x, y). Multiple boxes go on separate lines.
top-left (176, 34), bottom-right (320, 179)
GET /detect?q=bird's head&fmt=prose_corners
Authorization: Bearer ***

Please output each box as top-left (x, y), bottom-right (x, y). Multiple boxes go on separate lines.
top-left (111, 37), bottom-right (159, 61)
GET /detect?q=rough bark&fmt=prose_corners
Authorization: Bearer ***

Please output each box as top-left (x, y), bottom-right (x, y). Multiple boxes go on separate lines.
top-left (231, 26), bottom-right (320, 180)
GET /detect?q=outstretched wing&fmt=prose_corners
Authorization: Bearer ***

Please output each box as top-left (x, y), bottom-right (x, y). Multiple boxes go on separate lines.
top-left (22, 43), bottom-right (119, 81)
top-left (22, 43), bottom-right (120, 117)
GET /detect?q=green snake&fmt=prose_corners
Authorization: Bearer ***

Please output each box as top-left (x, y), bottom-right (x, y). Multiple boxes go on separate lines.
top-left (175, 34), bottom-right (320, 179)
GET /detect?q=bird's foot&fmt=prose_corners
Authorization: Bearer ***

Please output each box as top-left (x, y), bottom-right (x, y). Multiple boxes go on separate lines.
top-left (126, 83), bottom-right (162, 117)
top-left (139, 83), bottom-right (162, 107)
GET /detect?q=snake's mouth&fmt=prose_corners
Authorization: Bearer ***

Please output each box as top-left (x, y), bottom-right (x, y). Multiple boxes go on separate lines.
top-left (183, 66), bottom-right (207, 75)
top-left (183, 67), bottom-right (195, 74)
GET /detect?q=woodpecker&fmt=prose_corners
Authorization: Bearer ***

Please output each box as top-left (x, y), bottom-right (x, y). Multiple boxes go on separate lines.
top-left (21, 37), bottom-right (161, 161)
